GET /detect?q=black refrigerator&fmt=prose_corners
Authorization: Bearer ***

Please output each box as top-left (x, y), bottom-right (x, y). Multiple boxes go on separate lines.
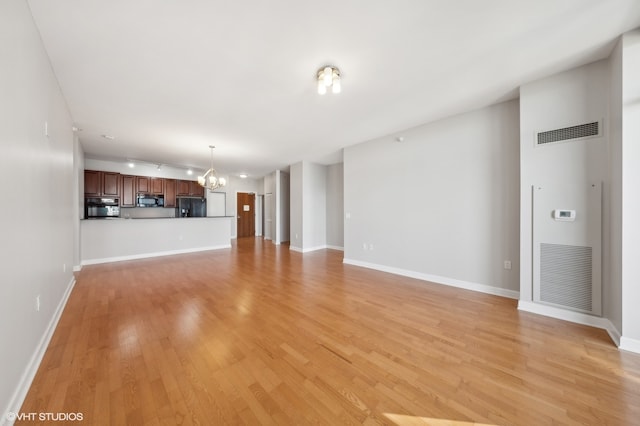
top-left (176, 197), bottom-right (206, 217)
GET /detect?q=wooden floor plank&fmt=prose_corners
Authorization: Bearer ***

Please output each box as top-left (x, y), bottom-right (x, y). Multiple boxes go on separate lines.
top-left (17, 237), bottom-right (640, 425)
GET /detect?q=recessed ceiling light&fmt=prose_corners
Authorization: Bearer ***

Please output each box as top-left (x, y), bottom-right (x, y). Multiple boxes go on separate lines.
top-left (395, 136), bottom-right (405, 142)
top-left (128, 162), bottom-right (135, 168)
top-left (239, 174), bottom-right (248, 179)
top-left (186, 169), bottom-right (193, 175)
top-left (101, 134), bottom-right (115, 140)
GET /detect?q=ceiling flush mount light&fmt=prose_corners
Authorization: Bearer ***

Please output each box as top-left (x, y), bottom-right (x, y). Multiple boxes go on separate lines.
top-left (317, 65), bottom-right (341, 95)
top-left (197, 145), bottom-right (226, 191)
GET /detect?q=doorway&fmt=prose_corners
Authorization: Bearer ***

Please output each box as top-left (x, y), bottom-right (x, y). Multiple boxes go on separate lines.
top-left (237, 192), bottom-right (256, 238)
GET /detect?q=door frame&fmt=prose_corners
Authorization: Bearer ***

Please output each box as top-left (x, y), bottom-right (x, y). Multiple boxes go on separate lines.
top-left (236, 192), bottom-right (256, 238)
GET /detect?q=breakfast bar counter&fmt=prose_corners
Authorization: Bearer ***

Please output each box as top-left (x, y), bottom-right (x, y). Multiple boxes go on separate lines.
top-left (80, 216), bottom-right (232, 266)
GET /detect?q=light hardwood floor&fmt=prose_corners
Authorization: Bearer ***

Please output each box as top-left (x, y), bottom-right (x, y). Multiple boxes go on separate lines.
top-left (19, 238), bottom-right (640, 425)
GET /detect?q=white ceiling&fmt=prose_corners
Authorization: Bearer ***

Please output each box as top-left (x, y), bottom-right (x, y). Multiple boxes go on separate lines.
top-left (27, 0), bottom-right (640, 178)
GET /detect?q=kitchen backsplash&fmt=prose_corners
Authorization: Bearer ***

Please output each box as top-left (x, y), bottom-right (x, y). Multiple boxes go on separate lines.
top-left (121, 207), bottom-right (176, 219)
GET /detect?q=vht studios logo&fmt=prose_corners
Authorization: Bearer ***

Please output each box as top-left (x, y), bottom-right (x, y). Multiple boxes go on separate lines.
top-left (5, 412), bottom-right (84, 422)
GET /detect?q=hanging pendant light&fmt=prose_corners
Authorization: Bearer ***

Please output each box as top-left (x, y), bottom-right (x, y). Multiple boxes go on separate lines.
top-left (197, 145), bottom-right (226, 191)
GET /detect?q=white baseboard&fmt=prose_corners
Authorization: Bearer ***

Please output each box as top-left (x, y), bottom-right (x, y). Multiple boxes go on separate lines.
top-left (620, 336), bottom-right (640, 354)
top-left (290, 245), bottom-right (345, 253)
top-left (72, 265), bottom-right (82, 272)
top-left (342, 258), bottom-right (519, 300)
top-left (517, 300), bottom-right (622, 347)
top-left (81, 244), bottom-right (231, 266)
top-left (2, 276), bottom-right (76, 426)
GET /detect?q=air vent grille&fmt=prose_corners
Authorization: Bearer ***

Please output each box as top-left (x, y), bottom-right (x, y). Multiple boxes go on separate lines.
top-left (537, 122), bottom-right (599, 145)
top-left (540, 243), bottom-right (592, 312)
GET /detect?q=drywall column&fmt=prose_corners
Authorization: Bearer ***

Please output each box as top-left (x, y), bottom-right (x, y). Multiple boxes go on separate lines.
top-left (608, 38), bottom-right (624, 337)
top-left (326, 163), bottom-right (344, 249)
top-left (289, 161), bottom-right (327, 252)
top-left (620, 30), bottom-right (640, 352)
top-left (290, 163), bottom-right (303, 249)
top-left (518, 60), bottom-right (610, 324)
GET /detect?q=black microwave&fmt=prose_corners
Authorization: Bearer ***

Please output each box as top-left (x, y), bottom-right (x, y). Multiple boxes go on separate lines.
top-left (137, 194), bottom-right (164, 207)
top-left (85, 197), bottom-right (120, 218)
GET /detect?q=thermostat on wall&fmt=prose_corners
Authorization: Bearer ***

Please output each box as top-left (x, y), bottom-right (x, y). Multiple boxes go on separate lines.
top-left (553, 209), bottom-right (576, 221)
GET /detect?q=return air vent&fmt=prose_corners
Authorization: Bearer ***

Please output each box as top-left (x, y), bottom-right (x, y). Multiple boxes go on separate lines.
top-left (540, 243), bottom-right (592, 312)
top-left (537, 121), bottom-right (599, 145)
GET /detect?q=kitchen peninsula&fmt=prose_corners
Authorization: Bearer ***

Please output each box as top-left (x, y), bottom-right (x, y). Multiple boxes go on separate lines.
top-left (81, 168), bottom-right (233, 265)
top-left (81, 216), bottom-right (232, 265)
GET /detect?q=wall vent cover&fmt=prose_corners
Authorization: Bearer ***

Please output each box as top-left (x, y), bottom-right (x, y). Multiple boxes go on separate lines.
top-left (537, 122), bottom-right (599, 145)
top-left (540, 243), bottom-right (592, 312)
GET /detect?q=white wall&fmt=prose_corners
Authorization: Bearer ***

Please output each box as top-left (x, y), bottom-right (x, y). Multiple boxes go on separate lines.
top-left (211, 176), bottom-right (259, 238)
top-left (303, 163), bottom-right (327, 250)
top-left (264, 173), bottom-right (275, 240)
top-left (73, 137), bottom-right (85, 269)
top-left (620, 30), bottom-right (640, 350)
top-left (0, 0), bottom-right (76, 418)
top-left (344, 100), bottom-right (520, 297)
top-left (263, 170), bottom-right (290, 244)
top-left (290, 163), bottom-right (303, 248)
top-left (279, 171), bottom-right (290, 243)
top-left (84, 158), bottom-right (200, 181)
top-left (290, 161), bottom-right (341, 252)
top-left (609, 39), bottom-right (624, 335)
top-left (326, 163), bottom-right (344, 249)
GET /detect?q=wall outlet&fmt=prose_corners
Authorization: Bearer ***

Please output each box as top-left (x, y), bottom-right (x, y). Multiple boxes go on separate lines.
top-left (36, 295), bottom-right (40, 312)
top-left (63, 263), bottom-right (66, 273)
top-left (369, 244), bottom-right (374, 251)
top-left (346, 212), bottom-right (351, 219)
top-left (44, 121), bottom-right (48, 137)
top-left (504, 260), bottom-right (512, 270)
top-left (363, 243), bottom-right (368, 250)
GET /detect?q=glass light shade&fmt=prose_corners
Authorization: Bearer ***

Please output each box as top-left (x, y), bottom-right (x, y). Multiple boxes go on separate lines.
top-left (323, 66), bottom-right (333, 86)
top-left (317, 79), bottom-right (327, 95)
top-left (332, 75), bottom-right (341, 94)
top-left (197, 175), bottom-right (205, 186)
top-left (219, 177), bottom-right (227, 186)
top-left (209, 175), bottom-right (218, 186)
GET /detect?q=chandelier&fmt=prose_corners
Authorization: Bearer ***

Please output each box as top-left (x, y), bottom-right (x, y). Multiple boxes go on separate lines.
top-left (317, 65), bottom-right (341, 95)
top-left (197, 145), bottom-right (226, 191)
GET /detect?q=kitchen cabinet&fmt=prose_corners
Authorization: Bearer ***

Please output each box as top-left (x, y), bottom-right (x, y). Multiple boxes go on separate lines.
top-left (121, 175), bottom-right (136, 207)
top-left (164, 179), bottom-right (177, 208)
top-left (84, 170), bottom-right (120, 197)
top-left (84, 170), bottom-right (100, 196)
top-left (151, 177), bottom-right (164, 195)
top-left (176, 179), bottom-right (204, 197)
top-left (190, 181), bottom-right (205, 197)
top-left (137, 176), bottom-right (164, 194)
top-left (136, 176), bottom-right (150, 193)
top-left (103, 173), bottom-right (120, 197)
top-left (177, 180), bottom-right (190, 196)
